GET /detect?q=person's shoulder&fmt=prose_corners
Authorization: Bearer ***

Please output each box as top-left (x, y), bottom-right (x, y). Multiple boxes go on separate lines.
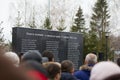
top-left (74, 70), bottom-right (90, 80)
top-left (74, 70), bottom-right (90, 78)
top-left (61, 72), bottom-right (71, 76)
top-left (74, 70), bottom-right (83, 75)
top-left (61, 72), bottom-right (77, 80)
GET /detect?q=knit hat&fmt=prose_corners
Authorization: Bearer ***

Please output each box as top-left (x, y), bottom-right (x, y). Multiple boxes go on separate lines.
top-left (22, 50), bottom-right (42, 63)
top-left (90, 61), bottom-right (120, 80)
top-left (4, 52), bottom-right (20, 67)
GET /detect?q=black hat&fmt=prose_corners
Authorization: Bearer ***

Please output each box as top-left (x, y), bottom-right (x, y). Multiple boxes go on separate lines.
top-left (22, 50), bottom-right (42, 63)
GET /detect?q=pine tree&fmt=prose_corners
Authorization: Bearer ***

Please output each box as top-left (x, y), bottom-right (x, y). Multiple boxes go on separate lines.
top-left (0, 21), bottom-right (5, 43)
top-left (28, 7), bottom-right (37, 29)
top-left (70, 6), bottom-right (85, 33)
top-left (43, 17), bottom-right (52, 30)
top-left (90, 0), bottom-right (110, 54)
top-left (14, 11), bottom-right (23, 27)
top-left (56, 17), bottom-right (66, 31)
top-left (70, 6), bottom-right (88, 57)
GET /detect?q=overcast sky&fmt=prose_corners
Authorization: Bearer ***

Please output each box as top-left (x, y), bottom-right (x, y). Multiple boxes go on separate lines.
top-left (0, 0), bottom-right (120, 42)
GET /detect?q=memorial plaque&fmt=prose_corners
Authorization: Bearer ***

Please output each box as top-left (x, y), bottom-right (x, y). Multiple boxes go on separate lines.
top-left (12, 27), bottom-right (83, 69)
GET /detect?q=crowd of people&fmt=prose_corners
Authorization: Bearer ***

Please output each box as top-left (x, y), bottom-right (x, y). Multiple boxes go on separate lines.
top-left (0, 45), bottom-right (120, 80)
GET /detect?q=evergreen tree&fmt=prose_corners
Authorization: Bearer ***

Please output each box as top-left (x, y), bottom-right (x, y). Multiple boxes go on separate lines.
top-left (70, 6), bottom-right (88, 57)
top-left (90, 0), bottom-right (110, 54)
top-left (28, 7), bottom-right (37, 29)
top-left (43, 17), bottom-right (52, 30)
top-left (70, 6), bottom-right (85, 33)
top-left (56, 17), bottom-right (66, 31)
top-left (14, 11), bottom-right (23, 27)
top-left (0, 21), bottom-right (5, 43)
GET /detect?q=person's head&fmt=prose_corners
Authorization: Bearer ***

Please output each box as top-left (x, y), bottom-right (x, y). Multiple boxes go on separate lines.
top-left (90, 61), bottom-right (120, 80)
top-left (104, 73), bottom-right (120, 80)
top-left (43, 62), bottom-right (61, 80)
top-left (21, 50), bottom-right (42, 64)
top-left (117, 58), bottom-right (120, 67)
top-left (0, 55), bottom-right (29, 80)
top-left (4, 51), bottom-right (20, 67)
top-left (85, 53), bottom-right (97, 65)
top-left (61, 60), bottom-right (74, 74)
top-left (42, 50), bottom-right (54, 62)
top-left (21, 60), bottom-right (48, 80)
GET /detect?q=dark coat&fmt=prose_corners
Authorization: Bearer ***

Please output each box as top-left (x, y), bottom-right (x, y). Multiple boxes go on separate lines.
top-left (60, 72), bottom-right (77, 80)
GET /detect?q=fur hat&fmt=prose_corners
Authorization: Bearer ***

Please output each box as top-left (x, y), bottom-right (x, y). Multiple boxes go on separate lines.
top-left (90, 61), bottom-right (120, 80)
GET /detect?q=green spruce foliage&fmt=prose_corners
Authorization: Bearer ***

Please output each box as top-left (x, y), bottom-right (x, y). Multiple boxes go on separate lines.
top-left (56, 17), bottom-right (66, 31)
top-left (14, 11), bottom-right (23, 27)
top-left (70, 6), bottom-right (85, 33)
top-left (70, 6), bottom-right (88, 57)
top-left (90, 0), bottom-right (110, 55)
top-left (44, 17), bottom-right (52, 30)
top-left (28, 8), bottom-right (37, 29)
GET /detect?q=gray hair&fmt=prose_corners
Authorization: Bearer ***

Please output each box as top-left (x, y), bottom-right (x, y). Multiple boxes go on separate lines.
top-left (85, 53), bottom-right (97, 64)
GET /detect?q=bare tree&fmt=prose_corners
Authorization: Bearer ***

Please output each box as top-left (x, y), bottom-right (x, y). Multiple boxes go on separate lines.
top-left (9, 0), bottom-right (46, 29)
top-left (110, 35), bottom-right (120, 50)
top-left (50, 0), bottom-right (67, 30)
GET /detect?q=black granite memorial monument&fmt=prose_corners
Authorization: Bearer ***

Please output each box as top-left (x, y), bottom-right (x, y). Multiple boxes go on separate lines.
top-left (12, 27), bottom-right (83, 69)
